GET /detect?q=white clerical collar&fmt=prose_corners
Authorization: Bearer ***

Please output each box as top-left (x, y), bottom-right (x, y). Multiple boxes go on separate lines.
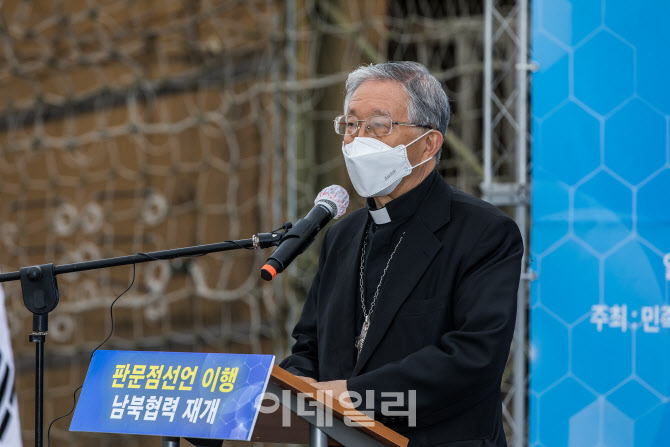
top-left (369, 207), bottom-right (391, 225)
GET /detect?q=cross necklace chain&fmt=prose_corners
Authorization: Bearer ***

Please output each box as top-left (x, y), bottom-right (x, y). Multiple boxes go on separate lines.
top-left (355, 226), bottom-right (405, 358)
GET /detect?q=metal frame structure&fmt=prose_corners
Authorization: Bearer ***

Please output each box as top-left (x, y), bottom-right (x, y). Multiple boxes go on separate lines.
top-left (482, 1), bottom-right (533, 446)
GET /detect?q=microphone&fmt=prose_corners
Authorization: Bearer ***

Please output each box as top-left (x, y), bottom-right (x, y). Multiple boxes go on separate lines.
top-left (261, 185), bottom-right (349, 281)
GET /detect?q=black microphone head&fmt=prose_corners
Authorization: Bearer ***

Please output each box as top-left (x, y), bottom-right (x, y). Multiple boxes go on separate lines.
top-left (314, 185), bottom-right (349, 219)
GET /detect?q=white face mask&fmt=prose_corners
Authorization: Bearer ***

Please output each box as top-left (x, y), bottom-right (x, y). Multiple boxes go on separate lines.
top-left (342, 130), bottom-right (433, 198)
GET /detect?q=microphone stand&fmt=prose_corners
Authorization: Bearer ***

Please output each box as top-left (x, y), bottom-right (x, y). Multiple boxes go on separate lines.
top-left (0, 229), bottom-right (288, 447)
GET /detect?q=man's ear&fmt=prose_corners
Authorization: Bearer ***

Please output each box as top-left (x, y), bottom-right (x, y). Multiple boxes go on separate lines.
top-left (424, 130), bottom-right (444, 158)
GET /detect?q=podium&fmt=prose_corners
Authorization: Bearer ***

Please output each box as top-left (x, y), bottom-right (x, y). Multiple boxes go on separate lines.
top-left (170, 365), bottom-right (408, 447)
top-left (69, 349), bottom-right (408, 447)
top-left (252, 365), bottom-right (408, 447)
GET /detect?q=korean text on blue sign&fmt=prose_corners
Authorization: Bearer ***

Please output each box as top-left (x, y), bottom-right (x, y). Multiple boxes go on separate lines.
top-left (70, 350), bottom-right (274, 441)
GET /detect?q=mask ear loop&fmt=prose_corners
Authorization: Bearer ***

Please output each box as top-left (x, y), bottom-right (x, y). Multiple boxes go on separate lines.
top-left (411, 156), bottom-right (434, 169)
top-left (407, 129), bottom-right (436, 169)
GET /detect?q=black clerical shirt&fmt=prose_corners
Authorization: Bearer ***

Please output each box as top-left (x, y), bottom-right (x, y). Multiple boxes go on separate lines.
top-left (355, 170), bottom-right (439, 363)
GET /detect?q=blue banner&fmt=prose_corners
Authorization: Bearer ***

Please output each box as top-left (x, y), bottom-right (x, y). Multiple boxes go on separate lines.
top-left (530, 1), bottom-right (670, 446)
top-left (70, 350), bottom-right (274, 441)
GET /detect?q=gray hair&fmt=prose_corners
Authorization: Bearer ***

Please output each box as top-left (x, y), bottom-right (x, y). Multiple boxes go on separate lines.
top-left (344, 61), bottom-right (450, 162)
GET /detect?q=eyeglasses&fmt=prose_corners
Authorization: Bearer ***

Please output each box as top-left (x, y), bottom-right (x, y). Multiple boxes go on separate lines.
top-left (333, 115), bottom-right (434, 137)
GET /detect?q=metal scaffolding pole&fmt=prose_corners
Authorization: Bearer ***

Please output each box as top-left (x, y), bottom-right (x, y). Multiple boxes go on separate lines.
top-left (483, 0), bottom-right (493, 187)
top-left (286, 0), bottom-right (298, 222)
top-left (513, 1), bottom-right (529, 447)
top-left (483, 1), bottom-right (531, 446)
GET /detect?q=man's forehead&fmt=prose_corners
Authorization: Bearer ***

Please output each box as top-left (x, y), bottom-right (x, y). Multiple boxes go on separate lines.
top-left (347, 107), bottom-right (392, 116)
top-left (346, 81), bottom-right (408, 118)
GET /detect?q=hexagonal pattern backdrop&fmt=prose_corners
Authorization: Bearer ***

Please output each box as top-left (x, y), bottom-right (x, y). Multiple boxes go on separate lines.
top-left (530, 1), bottom-right (670, 446)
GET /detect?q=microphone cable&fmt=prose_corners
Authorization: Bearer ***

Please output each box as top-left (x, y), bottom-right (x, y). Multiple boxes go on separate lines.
top-left (46, 263), bottom-right (136, 447)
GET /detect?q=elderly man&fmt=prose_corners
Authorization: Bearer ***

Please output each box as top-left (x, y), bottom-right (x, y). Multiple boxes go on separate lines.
top-left (280, 61), bottom-right (523, 446)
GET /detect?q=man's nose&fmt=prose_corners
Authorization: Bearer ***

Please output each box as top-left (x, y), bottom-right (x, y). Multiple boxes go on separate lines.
top-left (355, 122), bottom-right (367, 138)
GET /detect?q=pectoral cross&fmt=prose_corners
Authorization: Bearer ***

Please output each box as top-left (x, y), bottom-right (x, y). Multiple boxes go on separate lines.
top-left (355, 315), bottom-right (370, 358)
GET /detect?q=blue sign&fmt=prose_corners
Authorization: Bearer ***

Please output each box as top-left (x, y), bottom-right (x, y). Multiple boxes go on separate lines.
top-left (530, 0), bottom-right (670, 446)
top-left (70, 350), bottom-right (274, 441)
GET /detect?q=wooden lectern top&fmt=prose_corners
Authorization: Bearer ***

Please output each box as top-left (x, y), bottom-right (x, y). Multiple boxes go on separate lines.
top-left (251, 365), bottom-right (409, 447)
